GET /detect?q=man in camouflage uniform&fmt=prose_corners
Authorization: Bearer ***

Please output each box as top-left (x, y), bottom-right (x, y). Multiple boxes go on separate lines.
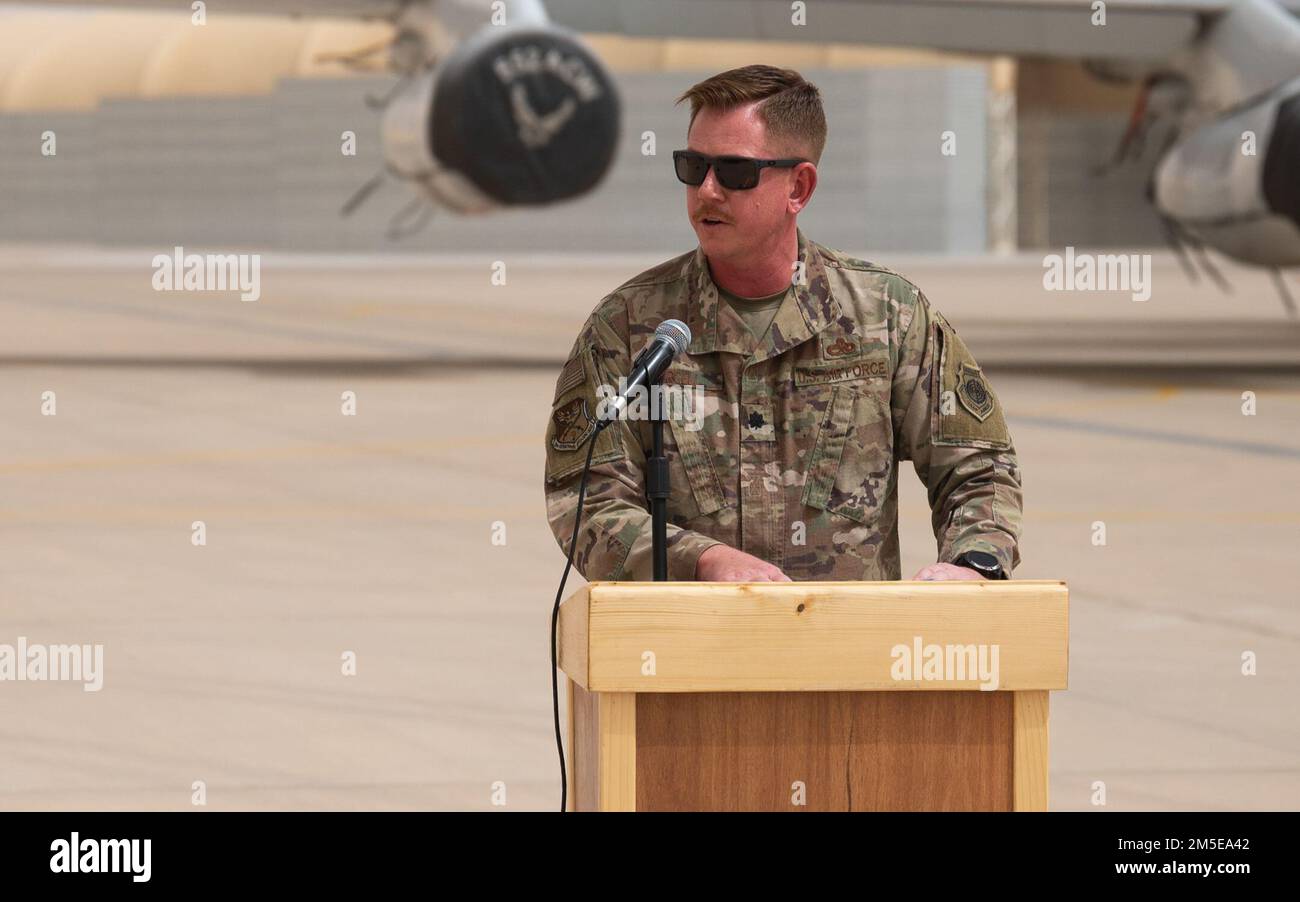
top-left (543, 65), bottom-right (1022, 582)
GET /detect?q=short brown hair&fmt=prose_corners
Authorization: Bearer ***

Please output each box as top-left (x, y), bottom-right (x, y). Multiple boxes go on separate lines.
top-left (676, 65), bottom-right (827, 164)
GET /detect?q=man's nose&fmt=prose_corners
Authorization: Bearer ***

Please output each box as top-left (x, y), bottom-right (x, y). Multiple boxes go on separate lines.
top-left (698, 166), bottom-right (726, 201)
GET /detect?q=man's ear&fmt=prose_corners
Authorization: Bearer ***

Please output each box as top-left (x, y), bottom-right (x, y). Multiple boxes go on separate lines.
top-left (789, 163), bottom-right (817, 213)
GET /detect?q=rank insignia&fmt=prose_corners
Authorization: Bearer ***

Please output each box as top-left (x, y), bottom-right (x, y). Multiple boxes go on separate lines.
top-left (551, 396), bottom-right (597, 450)
top-left (955, 363), bottom-right (994, 421)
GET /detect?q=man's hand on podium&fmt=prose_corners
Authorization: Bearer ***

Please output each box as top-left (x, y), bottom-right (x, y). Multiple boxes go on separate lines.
top-left (695, 544), bottom-right (793, 582)
top-left (911, 562), bottom-right (982, 580)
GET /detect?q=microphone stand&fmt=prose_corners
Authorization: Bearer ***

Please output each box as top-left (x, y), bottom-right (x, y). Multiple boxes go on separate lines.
top-left (608, 333), bottom-right (686, 582)
top-left (645, 378), bottom-right (670, 582)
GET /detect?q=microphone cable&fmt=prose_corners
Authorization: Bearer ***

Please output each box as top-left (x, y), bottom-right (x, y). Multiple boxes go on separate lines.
top-left (549, 419), bottom-right (612, 812)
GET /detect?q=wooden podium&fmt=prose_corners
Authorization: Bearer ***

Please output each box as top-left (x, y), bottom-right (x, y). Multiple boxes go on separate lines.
top-left (558, 580), bottom-right (1068, 811)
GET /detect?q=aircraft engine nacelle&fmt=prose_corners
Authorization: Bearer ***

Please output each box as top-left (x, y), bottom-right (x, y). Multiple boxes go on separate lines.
top-left (380, 23), bottom-right (620, 213)
top-left (1153, 80), bottom-right (1300, 267)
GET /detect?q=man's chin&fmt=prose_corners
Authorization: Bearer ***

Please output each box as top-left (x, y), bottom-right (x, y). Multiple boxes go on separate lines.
top-left (695, 225), bottom-right (735, 256)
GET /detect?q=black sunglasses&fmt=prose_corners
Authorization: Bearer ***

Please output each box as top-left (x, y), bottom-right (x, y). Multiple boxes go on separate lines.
top-left (672, 150), bottom-right (807, 190)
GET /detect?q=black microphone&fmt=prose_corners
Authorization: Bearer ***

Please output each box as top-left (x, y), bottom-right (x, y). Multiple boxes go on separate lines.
top-left (597, 319), bottom-right (691, 427)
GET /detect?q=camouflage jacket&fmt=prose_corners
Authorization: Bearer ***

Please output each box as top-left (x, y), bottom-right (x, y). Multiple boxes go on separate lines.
top-left (543, 227), bottom-right (1023, 581)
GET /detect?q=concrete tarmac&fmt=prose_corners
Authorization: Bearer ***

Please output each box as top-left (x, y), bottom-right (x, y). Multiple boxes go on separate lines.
top-left (1, 246), bottom-right (1297, 810)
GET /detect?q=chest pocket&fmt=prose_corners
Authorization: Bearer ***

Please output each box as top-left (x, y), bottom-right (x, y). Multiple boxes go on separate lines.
top-left (800, 383), bottom-right (893, 524)
top-left (664, 389), bottom-right (729, 520)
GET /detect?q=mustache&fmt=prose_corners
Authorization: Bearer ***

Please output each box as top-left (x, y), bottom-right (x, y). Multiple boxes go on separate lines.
top-left (694, 210), bottom-right (731, 222)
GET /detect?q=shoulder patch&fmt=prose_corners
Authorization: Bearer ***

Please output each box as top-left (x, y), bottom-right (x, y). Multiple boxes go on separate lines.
top-left (545, 347), bottom-right (626, 484)
top-left (933, 320), bottom-right (1011, 449)
top-left (955, 363), bottom-right (995, 421)
top-left (551, 396), bottom-right (597, 451)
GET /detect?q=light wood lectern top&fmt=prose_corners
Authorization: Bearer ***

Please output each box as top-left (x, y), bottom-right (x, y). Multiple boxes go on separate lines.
top-left (558, 579), bottom-right (1068, 812)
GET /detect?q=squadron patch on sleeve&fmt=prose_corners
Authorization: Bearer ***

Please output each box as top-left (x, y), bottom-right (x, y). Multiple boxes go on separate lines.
top-left (933, 320), bottom-right (1011, 449)
top-left (955, 363), bottom-right (995, 422)
top-left (545, 345), bottom-right (626, 484)
top-left (551, 396), bottom-right (597, 451)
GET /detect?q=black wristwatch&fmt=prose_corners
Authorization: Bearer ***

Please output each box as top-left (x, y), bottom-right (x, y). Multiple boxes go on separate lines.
top-left (952, 550), bottom-right (1006, 580)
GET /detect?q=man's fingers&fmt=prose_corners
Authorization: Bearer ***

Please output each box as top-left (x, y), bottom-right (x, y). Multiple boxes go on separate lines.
top-left (913, 563), bottom-right (981, 581)
top-left (703, 556), bottom-right (794, 582)
top-left (726, 569), bottom-right (791, 582)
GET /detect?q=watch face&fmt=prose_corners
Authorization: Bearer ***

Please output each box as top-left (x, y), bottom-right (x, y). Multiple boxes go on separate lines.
top-left (962, 551), bottom-right (999, 573)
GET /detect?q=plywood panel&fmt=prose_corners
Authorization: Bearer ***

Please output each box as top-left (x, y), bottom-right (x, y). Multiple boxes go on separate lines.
top-left (636, 690), bottom-right (1013, 811)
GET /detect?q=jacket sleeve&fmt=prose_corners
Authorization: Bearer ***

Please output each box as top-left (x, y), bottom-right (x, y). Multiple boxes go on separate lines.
top-left (891, 285), bottom-right (1023, 574)
top-left (543, 301), bottom-right (723, 581)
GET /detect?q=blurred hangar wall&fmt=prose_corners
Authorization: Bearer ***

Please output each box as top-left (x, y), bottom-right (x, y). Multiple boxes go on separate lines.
top-left (0, 9), bottom-right (1162, 253)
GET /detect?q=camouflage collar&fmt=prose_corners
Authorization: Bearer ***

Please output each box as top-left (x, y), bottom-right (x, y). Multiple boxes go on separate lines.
top-left (683, 227), bottom-right (842, 362)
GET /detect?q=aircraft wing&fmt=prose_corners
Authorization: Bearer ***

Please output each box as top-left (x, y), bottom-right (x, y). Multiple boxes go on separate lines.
top-left (545, 0), bottom-right (1300, 60)
top-left (7, 0), bottom-right (403, 18)
top-left (14, 0), bottom-right (1300, 60)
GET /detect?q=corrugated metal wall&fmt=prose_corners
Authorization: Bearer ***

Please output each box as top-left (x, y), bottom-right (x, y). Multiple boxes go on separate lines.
top-left (1017, 111), bottom-right (1166, 250)
top-left (0, 67), bottom-right (993, 254)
